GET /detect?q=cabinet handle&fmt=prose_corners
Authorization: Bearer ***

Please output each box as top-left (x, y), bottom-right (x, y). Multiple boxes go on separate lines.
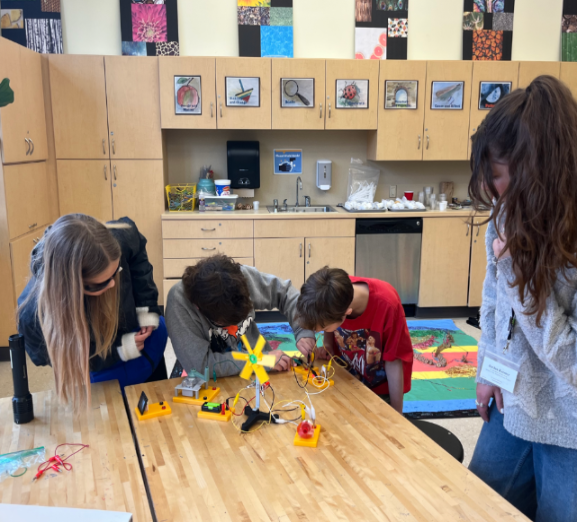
top-left (308, 243), bottom-right (311, 258)
top-left (300, 243), bottom-right (303, 258)
top-left (30, 139), bottom-right (34, 155)
top-left (418, 135), bottom-right (421, 150)
top-left (102, 139), bottom-right (106, 155)
top-left (220, 102), bottom-right (223, 118)
top-left (104, 165), bottom-right (108, 180)
top-left (201, 228), bottom-right (216, 232)
top-left (28, 223), bottom-right (37, 229)
top-left (426, 135), bottom-right (430, 150)
top-left (25, 138), bottom-right (31, 155)
top-left (476, 224), bottom-right (480, 237)
top-left (202, 247), bottom-right (216, 251)
top-left (328, 103), bottom-right (331, 119)
top-left (112, 139), bottom-right (115, 155)
top-left (466, 223), bottom-right (470, 237)
top-left (113, 165), bottom-right (117, 180)
top-left (319, 103), bottom-right (323, 118)
top-left (33, 238), bottom-right (38, 244)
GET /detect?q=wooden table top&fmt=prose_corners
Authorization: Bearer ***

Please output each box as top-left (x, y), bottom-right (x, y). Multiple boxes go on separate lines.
top-left (126, 370), bottom-right (528, 522)
top-left (0, 380), bottom-right (152, 522)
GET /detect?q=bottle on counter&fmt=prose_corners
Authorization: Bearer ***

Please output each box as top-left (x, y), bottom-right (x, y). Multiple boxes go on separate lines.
top-left (199, 194), bottom-right (205, 213)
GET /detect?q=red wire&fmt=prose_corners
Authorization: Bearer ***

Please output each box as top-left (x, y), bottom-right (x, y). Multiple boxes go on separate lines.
top-left (232, 396), bottom-right (254, 416)
top-left (35, 443), bottom-right (89, 480)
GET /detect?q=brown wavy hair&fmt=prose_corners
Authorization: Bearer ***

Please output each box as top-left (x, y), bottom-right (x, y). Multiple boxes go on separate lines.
top-left (469, 75), bottom-right (577, 325)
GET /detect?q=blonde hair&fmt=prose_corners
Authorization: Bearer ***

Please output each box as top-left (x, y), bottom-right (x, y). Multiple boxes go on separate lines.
top-left (19, 214), bottom-right (121, 408)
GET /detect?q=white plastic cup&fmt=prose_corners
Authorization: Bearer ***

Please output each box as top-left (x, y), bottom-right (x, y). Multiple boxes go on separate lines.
top-left (215, 179), bottom-right (231, 196)
top-left (253, 201), bottom-right (260, 210)
top-left (438, 201), bottom-right (447, 211)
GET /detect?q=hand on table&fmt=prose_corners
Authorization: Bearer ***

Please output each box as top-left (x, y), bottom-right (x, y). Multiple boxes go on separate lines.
top-left (476, 383), bottom-right (504, 422)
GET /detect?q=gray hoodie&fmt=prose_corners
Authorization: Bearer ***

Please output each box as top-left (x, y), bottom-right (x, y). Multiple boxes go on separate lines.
top-left (478, 218), bottom-right (577, 449)
top-left (165, 265), bottom-right (315, 378)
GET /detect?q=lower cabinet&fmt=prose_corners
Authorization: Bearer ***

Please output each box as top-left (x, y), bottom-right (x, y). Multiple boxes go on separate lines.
top-left (468, 219), bottom-right (489, 307)
top-left (10, 226), bottom-right (48, 304)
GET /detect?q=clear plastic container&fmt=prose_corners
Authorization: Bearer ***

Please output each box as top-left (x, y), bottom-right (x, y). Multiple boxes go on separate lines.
top-left (346, 159), bottom-right (380, 204)
top-left (204, 195), bottom-right (238, 211)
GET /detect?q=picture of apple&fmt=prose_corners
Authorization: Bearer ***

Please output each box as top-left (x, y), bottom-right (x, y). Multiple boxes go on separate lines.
top-left (176, 77), bottom-right (200, 112)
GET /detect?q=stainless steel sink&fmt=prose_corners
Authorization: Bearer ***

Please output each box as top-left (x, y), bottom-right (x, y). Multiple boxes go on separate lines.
top-left (266, 205), bottom-right (336, 213)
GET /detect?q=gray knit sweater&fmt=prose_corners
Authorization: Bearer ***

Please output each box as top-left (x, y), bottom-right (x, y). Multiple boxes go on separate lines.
top-left (165, 265), bottom-right (315, 378)
top-left (478, 218), bottom-right (577, 449)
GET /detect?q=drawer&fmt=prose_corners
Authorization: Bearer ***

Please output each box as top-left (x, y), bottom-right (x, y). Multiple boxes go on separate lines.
top-left (162, 220), bottom-right (253, 239)
top-left (5, 162), bottom-right (51, 240)
top-left (163, 239), bottom-right (253, 259)
top-left (163, 279), bottom-right (180, 308)
top-left (10, 227), bottom-right (48, 300)
top-left (254, 219), bottom-right (355, 238)
top-left (164, 257), bottom-right (254, 278)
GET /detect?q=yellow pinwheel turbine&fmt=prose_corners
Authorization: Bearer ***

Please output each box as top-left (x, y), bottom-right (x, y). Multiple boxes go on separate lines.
top-left (232, 334), bottom-right (276, 383)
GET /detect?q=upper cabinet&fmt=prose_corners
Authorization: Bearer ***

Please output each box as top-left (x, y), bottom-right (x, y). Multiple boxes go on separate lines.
top-left (423, 61), bottom-right (473, 161)
top-left (49, 55), bottom-right (109, 160)
top-left (159, 57), bottom-right (217, 130)
top-left (368, 60), bottom-right (427, 161)
top-left (469, 61), bottom-right (519, 157)
top-left (560, 62), bottom-right (577, 99)
top-left (325, 59), bottom-right (379, 130)
top-left (105, 57), bottom-right (162, 159)
top-left (0, 38), bottom-right (47, 164)
top-left (216, 58), bottom-right (271, 130)
top-left (271, 59), bottom-right (326, 130)
top-left (518, 61), bottom-right (560, 88)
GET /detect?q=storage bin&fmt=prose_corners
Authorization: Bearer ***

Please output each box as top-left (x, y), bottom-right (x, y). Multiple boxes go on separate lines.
top-left (204, 194), bottom-right (238, 211)
top-left (166, 184), bottom-right (197, 212)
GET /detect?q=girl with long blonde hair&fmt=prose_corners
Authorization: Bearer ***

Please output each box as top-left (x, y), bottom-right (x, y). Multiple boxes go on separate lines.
top-left (18, 214), bottom-right (167, 406)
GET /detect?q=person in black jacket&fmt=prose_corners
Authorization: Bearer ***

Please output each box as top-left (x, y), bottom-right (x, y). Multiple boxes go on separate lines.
top-left (18, 214), bottom-right (167, 405)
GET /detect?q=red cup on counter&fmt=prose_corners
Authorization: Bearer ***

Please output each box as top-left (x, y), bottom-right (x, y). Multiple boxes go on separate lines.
top-left (404, 191), bottom-right (414, 200)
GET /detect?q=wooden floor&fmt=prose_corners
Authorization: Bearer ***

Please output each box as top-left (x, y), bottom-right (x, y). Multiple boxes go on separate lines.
top-left (126, 369), bottom-right (528, 522)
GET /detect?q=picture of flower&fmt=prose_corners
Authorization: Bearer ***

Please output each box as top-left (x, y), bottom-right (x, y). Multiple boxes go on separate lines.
top-left (238, 0), bottom-right (270, 6)
top-left (463, 12), bottom-right (484, 31)
top-left (131, 4), bottom-right (167, 42)
top-left (473, 0), bottom-right (504, 13)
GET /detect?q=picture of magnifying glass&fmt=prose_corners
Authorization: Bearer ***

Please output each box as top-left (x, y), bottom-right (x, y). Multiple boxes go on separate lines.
top-left (284, 80), bottom-right (311, 106)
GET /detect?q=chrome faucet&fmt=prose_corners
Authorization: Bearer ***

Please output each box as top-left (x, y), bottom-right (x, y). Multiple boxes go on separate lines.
top-left (304, 196), bottom-right (311, 207)
top-left (296, 177), bottom-right (303, 207)
top-left (282, 199), bottom-right (288, 212)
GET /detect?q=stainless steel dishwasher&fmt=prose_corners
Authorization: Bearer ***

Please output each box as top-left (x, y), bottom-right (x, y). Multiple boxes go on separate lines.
top-left (355, 218), bottom-right (422, 304)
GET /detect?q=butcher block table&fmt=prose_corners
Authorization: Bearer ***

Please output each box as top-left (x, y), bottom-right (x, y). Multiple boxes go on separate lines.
top-left (0, 380), bottom-right (152, 522)
top-left (125, 369), bottom-right (528, 522)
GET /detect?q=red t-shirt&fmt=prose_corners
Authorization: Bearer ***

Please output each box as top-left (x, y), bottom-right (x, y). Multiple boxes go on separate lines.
top-left (330, 276), bottom-right (413, 395)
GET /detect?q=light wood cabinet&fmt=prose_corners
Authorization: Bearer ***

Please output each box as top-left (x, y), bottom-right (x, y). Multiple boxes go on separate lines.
top-left (163, 238), bottom-right (254, 259)
top-left (468, 219), bottom-right (488, 307)
top-left (518, 61), bottom-right (560, 88)
top-left (560, 62), bottom-right (577, 99)
top-left (325, 60), bottom-right (379, 130)
top-left (255, 237), bottom-right (305, 289)
top-left (4, 162), bottom-right (51, 240)
top-left (216, 58), bottom-right (271, 130)
top-left (10, 226), bottom-right (48, 301)
top-left (368, 60), bottom-right (427, 161)
top-left (305, 237), bottom-right (355, 281)
top-left (105, 57), bottom-right (162, 160)
top-left (419, 217), bottom-right (472, 307)
top-left (272, 59), bottom-right (326, 130)
top-left (159, 57), bottom-right (217, 129)
top-left (469, 62), bottom-right (520, 157)
top-left (423, 61), bottom-right (473, 161)
top-left (111, 160), bottom-right (165, 287)
top-left (0, 39), bottom-right (47, 164)
top-left (49, 55), bottom-right (109, 159)
top-left (254, 219), bottom-right (354, 238)
top-left (162, 219), bottom-right (253, 239)
top-left (57, 160), bottom-right (113, 222)
top-left (164, 257), bottom-right (254, 278)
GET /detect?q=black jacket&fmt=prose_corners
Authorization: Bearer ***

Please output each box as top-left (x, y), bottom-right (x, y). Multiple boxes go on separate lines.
top-left (18, 217), bottom-right (160, 372)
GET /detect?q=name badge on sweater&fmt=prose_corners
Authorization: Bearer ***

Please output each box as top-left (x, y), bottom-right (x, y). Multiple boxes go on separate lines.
top-left (479, 353), bottom-right (520, 394)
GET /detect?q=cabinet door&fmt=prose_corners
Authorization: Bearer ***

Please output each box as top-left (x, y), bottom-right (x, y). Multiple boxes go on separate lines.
top-left (419, 217), bottom-right (471, 307)
top-left (10, 227), bottom-right (48, 301)
top-left (254, 238), bottom-right (304, 290)
top-left (49, 55), bottom-right (109, 159)
top-left (305, 237), bottom-right (355, 281)
top-left (560, 62), bottom-right (577, 100)
top-left (159, 57), bottom-right (217, 129)
top-left (423, 61), bottom-right (473, 160)
top-left (518, 61), bottom-right (560, 88)
top-left (105, 57), bottom-right (163, 159)
top-left (368, 60), bottom-right (426, 161)
top-left (216, 58), bottom-right (271, 130)
top-left (469, 62), bottom-right (519, 157)
top-left (111, 160), bottom-right (165, 296)
top-left (57, 160), bottom-right (113, 222)
top-left (325, 60), bottom-right (379, 130)
top-left (0, 39), bottom-right (27, 164)
top-left (4, 162), bottom-right (51, 240)
top-left (468, 220), bottom-right (488, 307)
top-left (20, 48), bottom-right (48, 161)
top-left (272, 59), bottom-right (326, 130)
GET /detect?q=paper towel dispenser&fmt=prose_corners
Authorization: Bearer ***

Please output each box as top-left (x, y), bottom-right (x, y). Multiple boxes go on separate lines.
top-left (227, 141), bottom-right (260, 189)
top-left (316, 160), bottom-right (332, 191)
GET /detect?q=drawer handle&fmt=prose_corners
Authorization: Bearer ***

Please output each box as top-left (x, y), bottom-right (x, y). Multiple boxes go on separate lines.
top-left (33, 238), bottom-right (38, 244)
top-left (29, 223), bottom-right (37, 229)
top-left (308, 243), bottom-right (311, 258)
top-left (426, 135), bottom-right (430, 150)
top-left (220, 102), bottom-right (223, 118)
top-left (210, 102), bottom-right (214, 118)
top-left (201, 228), bottom-right (216, 232)
top-left (25, 138), bottom-right (31, 155)
top-left (328, 102), bottom-right (331, 119)
top-left (476, 224), bottom-right (480, 237)
top-left (102, 139), bottom-right (106, 155)
top-left (112, 139), bottom-right (116, 155)
top-left (104, 165), bottom-right (108, 180)
top-left (30, 139), bottom-right (35, 155)
top-left (319, 103), bottom-right (323, 119)
top-left (202, 247), bottom-right (216, 251)
top-left (418, 135), bottom-right (421, 150)
top-left (300, 243), bottom-right (302, 258)
top-left (466, 223), bottom-right (470, 237)
top-left (113, 165), bottom-right (117, 180)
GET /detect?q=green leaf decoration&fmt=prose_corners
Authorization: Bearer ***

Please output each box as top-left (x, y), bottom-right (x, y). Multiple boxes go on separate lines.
top-left (0, 78), bottom-right (15, 108)
top-left (177, 77), bottom-right (191, 84)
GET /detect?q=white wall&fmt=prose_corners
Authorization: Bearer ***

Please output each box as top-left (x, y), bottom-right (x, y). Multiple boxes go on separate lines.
top-left (61, 0), bottom-right (565, 61)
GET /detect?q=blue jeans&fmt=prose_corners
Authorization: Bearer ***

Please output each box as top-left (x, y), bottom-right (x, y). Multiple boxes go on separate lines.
top-left (469, 403), bottom-right (577, 522)
top-left (90, 316), bottom-right (168, 390)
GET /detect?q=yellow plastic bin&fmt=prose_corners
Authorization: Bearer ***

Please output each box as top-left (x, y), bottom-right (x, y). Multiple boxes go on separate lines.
top-left (166, 184), bottom-right (197, 212)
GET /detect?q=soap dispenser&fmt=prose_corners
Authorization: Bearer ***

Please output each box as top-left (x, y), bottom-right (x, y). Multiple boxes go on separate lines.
top-left (316, 160), bottom-right (332, 191)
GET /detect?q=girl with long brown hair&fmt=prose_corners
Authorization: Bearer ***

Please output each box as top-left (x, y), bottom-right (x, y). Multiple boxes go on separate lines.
top-left (468, 76), bottom-right (577, 522)
top-left (18, 214), bottom-right (167, 407)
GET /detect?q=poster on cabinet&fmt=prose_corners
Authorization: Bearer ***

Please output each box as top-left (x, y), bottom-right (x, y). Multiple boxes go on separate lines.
top-left (478, 81), bottom-right (511, 109)
top-left (175, 76), bottom-right (202, 115)
top-left (336, 80), bottom-right (369, 109)
top-left (385, 80), bottom-right (418, 109)
top-left (281, 78), bottom-right (314, 108)
top-left (431, 81), bottom-right (464, 110)
top-left (225, 77), bottom-right (260, 107)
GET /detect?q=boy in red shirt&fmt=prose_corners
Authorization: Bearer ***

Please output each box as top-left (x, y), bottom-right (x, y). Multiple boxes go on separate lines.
top-left (296, 267), bottom-right (413, 414)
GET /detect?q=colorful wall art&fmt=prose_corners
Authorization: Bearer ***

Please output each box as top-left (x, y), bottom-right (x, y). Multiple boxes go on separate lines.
top-left (120, 0), bottom-right (179, 56)
top-left (238, 0), bottom-right (294, 58)
top-left (562, 0), bottom-right (577, 61)
top-left (1, 0), bottom-right (62, 54)
top-left (355, 0), bottom-right (408, 60)
top-left (463, 0), bottom-right (515, 60)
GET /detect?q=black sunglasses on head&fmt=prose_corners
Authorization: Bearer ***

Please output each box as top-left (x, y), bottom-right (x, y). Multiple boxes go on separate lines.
top-left (83, 264), bottom-right (122, 293)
